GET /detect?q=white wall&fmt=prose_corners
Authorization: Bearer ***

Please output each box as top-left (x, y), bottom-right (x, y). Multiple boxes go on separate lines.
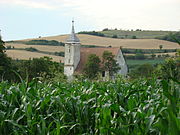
top-left (64, 43), bottom-right (80, 77)
top-left (73, 44), bottom-right (80, 69)
top-left (115, 49), bottom-right (128, 76)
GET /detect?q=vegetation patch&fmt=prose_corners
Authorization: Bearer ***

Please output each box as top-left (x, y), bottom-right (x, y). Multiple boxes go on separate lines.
top-left (6, 40), bottom-right (65, 46)
top-left (126, 59), bottom-right (165, 66)
top-left (101, 29), bottom-right (176, 39)
top-left (156, 32), bottom-right (180, 43)
top-left (25, 47), bottom-right (39, 52)
top-left (0, 78), bottom-right (179, 134)
top-left (122, 48), bottom-right (177, 54)
top-left (78, 31), bottom-right (105, 37)
top-left (81, 45), bottom-right (102, 48)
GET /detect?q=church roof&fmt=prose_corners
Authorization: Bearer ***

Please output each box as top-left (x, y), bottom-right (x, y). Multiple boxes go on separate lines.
top-left (75, 47), bottom-right (119, 73)
top-left (66, 20), bottom-right (80, 43)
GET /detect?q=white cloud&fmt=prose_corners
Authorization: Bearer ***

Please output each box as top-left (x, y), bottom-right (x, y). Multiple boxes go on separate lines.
top-left (58, 0), bottom-right (180, 30)
top-left (0, 0), bottom-right (57, 9)
top-left (0, 0), bottom-right (180, 30)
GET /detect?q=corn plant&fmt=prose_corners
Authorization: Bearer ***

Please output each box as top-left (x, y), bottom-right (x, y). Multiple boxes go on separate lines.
top-left (0, 77), bottom-right (179, 135)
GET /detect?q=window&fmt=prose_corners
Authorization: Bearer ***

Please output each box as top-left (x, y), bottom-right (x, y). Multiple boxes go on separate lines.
top-left (68, 48), bottom-right (70, 53)
top-left (102, 71), bottom-right (105, 77)
top-left (68, 59), bottom-right (70, 63)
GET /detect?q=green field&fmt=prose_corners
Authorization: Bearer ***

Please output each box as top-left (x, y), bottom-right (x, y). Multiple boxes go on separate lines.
top-left (0, 78), bottom-right (179, 135)
top-left (101, 30), bottom-right (176, 39)
top-left (126, 59), bottom-right (165, 66)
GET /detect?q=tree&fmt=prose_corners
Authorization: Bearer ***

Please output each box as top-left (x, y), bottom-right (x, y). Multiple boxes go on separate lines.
top-left (0, 35), bottom-right (16, 81)
top-left (0, 34), bottom-right (5, 53)
top-left (157, 58), bottom-right (180, 80)
top-left (159, 45), bottom-right (163, 50)
top-left (132, 35), bottom-right (137, 39)
top-left (102, 51), bottom-right (120, 77)
top-left (83, 54), bottom-right (101, 79)
top-left (112, 35), bottom-right (118, 38)
top-left (18, 57), bottom-right (64, 81)
top-left (130, 64), bottom-right (154, 78)
top-left (102, 28), bottom-right (109, 31)
top-left (135, 53), bottom-right (146, 59)
top-left (151, 53), bottom-right (156, 59)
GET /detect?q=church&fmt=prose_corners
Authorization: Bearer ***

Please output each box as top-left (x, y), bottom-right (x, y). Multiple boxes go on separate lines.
top-left (64, 21), bottom-right (128, 79)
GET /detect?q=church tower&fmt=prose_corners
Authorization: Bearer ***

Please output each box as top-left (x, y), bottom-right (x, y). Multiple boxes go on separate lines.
top-left (64, 20), bottom-right (81, 77)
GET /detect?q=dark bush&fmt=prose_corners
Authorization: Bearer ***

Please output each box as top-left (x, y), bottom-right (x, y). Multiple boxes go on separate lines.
top-left (78, 31), bottom-right (105, 37)
top-left (112, 35), bottom-right (118, 38)
top-left (25, 40), bottom-right (65, 46)
top-left (25, 47), bottom-right (38, 52)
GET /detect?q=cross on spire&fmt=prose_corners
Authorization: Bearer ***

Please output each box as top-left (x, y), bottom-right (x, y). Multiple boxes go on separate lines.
top-left (71, 19), bottom-right (75, 34)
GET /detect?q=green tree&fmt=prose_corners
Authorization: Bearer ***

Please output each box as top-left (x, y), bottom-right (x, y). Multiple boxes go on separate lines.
top-left (151, 53), bottom-right (156, 59)
top-left (0, 34), bottom-right (5, 53)
top-left (112, 34), bottom-right (118, 38)
top-left (159, 45), bottom-right (163, 50)
top-left (83, 54), bottom-right (101, 79)
top-left (130, 64), bottom-right (154, 78)
top-left (158, 58), bottom-right (180, 80)
top-left (102, 51), bottom-right (120, 77)
top-left (0, 35), bottom-right (18, 81)
top-left (135, 53), bottom-right (146, 59)
top-left (18, 57), bottom-right (64, 81)
top-left (132, 35), bottom-right (137, 39)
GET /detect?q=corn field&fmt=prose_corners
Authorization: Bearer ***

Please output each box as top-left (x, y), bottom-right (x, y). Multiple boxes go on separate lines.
top-left (0, 78), bottom-right (179, 135)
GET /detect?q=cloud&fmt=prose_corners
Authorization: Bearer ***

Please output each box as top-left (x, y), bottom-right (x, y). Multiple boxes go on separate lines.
top-left (57, 0), bottom-right (180, 30)
top-left (0, 0), bottom-right (57, 9)
top-left (1, 0), bottom-right (180, 30)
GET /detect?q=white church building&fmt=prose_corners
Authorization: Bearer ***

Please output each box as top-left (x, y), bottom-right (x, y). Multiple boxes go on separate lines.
top-left (64, 21), bottom-right (128, 79)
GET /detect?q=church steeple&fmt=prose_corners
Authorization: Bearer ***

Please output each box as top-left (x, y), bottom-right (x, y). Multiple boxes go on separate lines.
top-left (66, 20), bottom-right (80, 43)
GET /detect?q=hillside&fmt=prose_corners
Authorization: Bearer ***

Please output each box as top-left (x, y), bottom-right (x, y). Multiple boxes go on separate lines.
top-left (100, 30), bottom-right (176, 39)
top-left (6, 50), bottom-right (64, 62)
top-left (19, 34), bottom-right (180, 49)
top-left (5, 34), bottom-right (180, 63)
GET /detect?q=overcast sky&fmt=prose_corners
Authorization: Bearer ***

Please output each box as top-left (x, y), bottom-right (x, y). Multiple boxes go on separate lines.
top-left (0, 0), bottom-right (180, 40)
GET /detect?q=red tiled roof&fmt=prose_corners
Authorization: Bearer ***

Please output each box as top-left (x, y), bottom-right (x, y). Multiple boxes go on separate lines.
top-left (75, 47), bottom-right (120, 73)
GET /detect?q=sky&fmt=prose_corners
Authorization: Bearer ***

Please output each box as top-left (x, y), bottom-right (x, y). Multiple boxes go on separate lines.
top-left (0, 0), bottom-right (180, 41)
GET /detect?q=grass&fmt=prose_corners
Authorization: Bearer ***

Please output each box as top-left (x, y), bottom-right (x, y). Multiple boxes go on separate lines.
top-left (9, 34), bottom-right (180, 49)
top-left (101, 30), bottom-right (177, 39)
top-left (0, 78), bottom-right (179, 134)
top-left (42, 34), bottom-right (180, 49)
top-left (5, 43), bottom-right (65, 53)
top-left (4, 34), bottom-right (180, 65)
top-left (5, 50), bottom-right (64, 63)
top-left (6, 40), bottom-right (65, 46)
top-left (126, 59), bottom-right (165, 66)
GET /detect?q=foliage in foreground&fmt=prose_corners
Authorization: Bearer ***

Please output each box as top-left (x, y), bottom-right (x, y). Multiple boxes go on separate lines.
top-left (0, 78), bottom-right (179, 135)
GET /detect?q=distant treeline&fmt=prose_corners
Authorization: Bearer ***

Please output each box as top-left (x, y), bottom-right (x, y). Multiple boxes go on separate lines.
top-left (78, 31), bottom-right (105, 37)
top-left (6, 40), bottom-right (65, 46)
top-left (121, 48), bottom-right (177, 54)
top-left (156, 32), bottom-right (180, 43)
top-left (81, 45), bottom-right (103, 48)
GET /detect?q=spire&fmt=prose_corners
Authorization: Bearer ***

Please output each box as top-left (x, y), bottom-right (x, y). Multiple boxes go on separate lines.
top-left (67, 20), bottom-right (80, 43)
